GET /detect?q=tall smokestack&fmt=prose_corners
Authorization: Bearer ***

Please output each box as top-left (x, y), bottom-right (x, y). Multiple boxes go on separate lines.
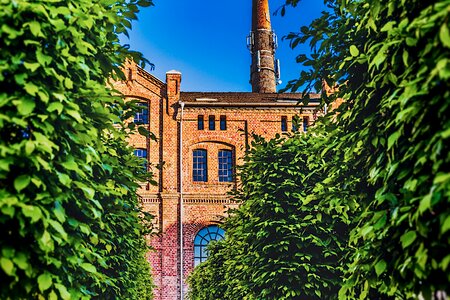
top-left (248, 0), bottom-right (277, 93)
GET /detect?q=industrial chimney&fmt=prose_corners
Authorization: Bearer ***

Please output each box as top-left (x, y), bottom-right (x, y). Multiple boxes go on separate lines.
top-left (247, 0), bottom-right (279, 93)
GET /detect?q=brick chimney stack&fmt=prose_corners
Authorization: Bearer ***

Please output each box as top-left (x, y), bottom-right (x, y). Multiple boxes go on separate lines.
top-left (162, 70), bottom-right (181, 193)
top-left (249, 0), bottom-right (277, 93)
top-left (166, 70), bottom-right (181, 116)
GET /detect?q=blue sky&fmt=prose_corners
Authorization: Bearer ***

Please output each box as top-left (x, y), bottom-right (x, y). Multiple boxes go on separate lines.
top-left (122, 0), bottom-right (327, 92)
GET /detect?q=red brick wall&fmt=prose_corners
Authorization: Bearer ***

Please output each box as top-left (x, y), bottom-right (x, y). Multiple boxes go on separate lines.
top-left (113, 66), bottom-right (320, 300)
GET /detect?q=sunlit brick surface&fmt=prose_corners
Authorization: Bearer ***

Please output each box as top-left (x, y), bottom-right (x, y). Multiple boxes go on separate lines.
top-left (111, 60), bottom-right (332, 299)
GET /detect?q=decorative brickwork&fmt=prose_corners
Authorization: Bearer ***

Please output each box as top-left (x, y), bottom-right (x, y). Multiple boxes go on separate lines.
top-left (109, 2), bottom-right (337, 299)
top-left (112, 65), bottom-right (327, 300)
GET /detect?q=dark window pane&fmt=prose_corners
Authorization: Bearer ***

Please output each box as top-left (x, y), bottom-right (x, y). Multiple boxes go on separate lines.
top-left (208, 115), bottom-right (215, 130)
top-left (303, 116), bottom-right (309, 132)
top-left (220, 115), bottom-right (226, 130)
top-left (198, 115), bottom-right (204, 130)
top-left (218, 150), bottom-right (233, 182)
top-left (193, 149), bottom-right (207, 182)
top-left (281, 116), bottom-right (287, 132)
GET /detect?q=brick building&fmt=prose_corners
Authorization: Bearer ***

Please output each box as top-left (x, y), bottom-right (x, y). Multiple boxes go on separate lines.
top-left (112, 1), bottom-right (333, 299)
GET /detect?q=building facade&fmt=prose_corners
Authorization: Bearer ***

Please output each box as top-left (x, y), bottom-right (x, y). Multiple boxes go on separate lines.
top-left (112, 1), bottom-right (333, 299)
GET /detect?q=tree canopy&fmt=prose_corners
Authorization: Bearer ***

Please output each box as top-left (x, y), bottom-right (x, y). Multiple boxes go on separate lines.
top-left (188, 131), bottom-right (354, 299)
top-left (0, 0), bottom-right (155, 299)
top-left (188, 0), bottom-right (450, 299)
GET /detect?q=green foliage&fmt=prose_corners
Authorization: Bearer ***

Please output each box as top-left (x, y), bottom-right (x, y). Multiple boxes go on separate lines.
top-left (190, 0), bottom-right (449, 298)
top-left (188, 130), bottom-right (355, 299)
top-left (0, 0), bottom-right (154, 299)
top-left (282, 0), bottom-right (450, 298)
top-left (188, 240), bottom-right (238, 300)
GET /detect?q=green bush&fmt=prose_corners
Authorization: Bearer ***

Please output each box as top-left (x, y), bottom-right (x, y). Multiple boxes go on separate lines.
top-left (284, 0), bottom-right (450, 298)
top-left (188, 131), bottom-right (354, 299)
top-left (0, 0), bottom-right (155, 299)
top-left (189, 0), bottom-right (450, 298)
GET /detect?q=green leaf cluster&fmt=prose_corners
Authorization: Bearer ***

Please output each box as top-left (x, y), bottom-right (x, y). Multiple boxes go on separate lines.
top-left (0, 0), bottom-right (154, 299)
top-left (285, 0), bottom-right (450, 298)
top-left (188, 130), bottom-right (355, 300)
top-left (189, 0), bottom-right (449, 298)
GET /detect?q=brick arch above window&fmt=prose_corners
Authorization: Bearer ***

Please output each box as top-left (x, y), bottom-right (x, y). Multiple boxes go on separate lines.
top-left (188, 136), bottom-right (237, 150)
top-left (187, 141), bottom-right (235, 158)
top-left (190, 215), bottom-right (227, 226)
top-left (187, 141), bottom-right (236, 158)
top-left (125, 95), bottom-right (151, 102)
top-left (191, 220), bottom-right (224, 235)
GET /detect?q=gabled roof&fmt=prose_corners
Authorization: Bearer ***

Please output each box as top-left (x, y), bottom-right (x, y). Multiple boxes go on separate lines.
top-left (136, 66), bottom-right (165, 88)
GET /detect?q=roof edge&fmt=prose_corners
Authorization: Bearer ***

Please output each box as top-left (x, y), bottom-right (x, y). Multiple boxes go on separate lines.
top-left (136, 65), bottom-right (165, 87)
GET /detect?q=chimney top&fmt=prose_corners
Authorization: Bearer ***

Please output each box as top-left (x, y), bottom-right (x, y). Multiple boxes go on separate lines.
top-left (252, 0), bottom-right (272, 31)
top-left (249, 0), bottom-right (277, 93)
top-left (166, 70), bottom-right (181, 75)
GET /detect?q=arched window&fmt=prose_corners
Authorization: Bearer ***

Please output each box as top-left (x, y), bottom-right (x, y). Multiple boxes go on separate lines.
top-left (193, 149), bottom-right (207, 182)
top-left (194, 225), bottom-right (225, 266)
